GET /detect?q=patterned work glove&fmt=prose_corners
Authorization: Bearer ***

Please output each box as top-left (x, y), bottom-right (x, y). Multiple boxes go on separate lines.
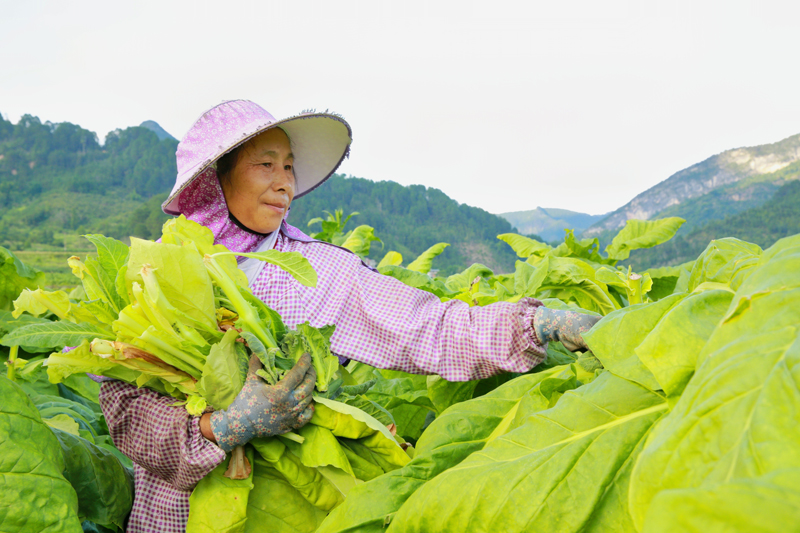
top-left (533, 307), bottom-right (602, 352)
top-left (210, 352), bottom-right (316, 452)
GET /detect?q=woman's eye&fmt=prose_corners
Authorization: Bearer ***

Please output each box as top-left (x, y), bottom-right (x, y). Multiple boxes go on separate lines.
top-left (262, 162), bottom-right (272, 168)
top-left (284, 165), bottom-right (293, 172)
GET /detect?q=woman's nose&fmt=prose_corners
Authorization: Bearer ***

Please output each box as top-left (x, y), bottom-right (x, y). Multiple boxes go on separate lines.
top-left (274, 167), bottom-right (295, 192)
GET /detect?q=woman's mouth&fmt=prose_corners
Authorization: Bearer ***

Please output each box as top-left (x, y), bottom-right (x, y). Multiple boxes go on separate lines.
top-left (264, 202), bottom-right (287, 214)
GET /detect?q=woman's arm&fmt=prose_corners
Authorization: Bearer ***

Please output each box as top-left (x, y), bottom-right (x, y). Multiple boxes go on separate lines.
top-left (99, 380), bottom-right (226, 491)
top-left (255, 241), bottom-right (548, 381)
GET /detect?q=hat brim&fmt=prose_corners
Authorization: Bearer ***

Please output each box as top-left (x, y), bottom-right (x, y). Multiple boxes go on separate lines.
top-left (162, 111), bottom-right (352, 215)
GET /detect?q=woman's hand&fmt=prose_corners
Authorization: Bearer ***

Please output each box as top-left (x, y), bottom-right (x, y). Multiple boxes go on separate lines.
top-left (206, 353), bottom-right (316, 452)
top-left (533, 307), bottom-right (601, 352)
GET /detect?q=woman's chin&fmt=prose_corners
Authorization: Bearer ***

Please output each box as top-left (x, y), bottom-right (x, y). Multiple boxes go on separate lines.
top-left (255, 215), bottom-right (283, 234)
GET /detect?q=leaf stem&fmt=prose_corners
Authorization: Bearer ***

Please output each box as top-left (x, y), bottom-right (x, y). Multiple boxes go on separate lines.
top-left (204, 254), bottom-right (277, 349)
top-left (7, 345), bottom-right (19, 381)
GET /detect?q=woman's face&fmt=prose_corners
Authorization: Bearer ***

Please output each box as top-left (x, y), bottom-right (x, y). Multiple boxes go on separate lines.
top-left (220, 128), bottom-right (295, 234)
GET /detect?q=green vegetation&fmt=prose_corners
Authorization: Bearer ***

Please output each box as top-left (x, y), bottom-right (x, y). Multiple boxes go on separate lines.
top-left (652, 159), bottom-right (800, 234)
top-left (6, 112), bottom-right (799, 275)
top-left (2, 211), bottom-right (799, 531)
top-left (290, 175), bottom-right (520, 274)
top-left (1, 112), bottom-right (520, 275)
top-left (627, 179), bottom-right (800, 269)
top-left (0, 113), bottom-right (174, 248)
top-left (2, 218), bottom-right (412, 532)
top-left (317, 233), bottom-right (800, 533)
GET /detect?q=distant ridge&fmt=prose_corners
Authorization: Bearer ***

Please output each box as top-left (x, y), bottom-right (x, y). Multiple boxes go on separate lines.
top-left (139, 120), bottom-right (176, 141)
top-left (585, 132), bottom-right (800, 235)
top-left (500, 207), bottom-right (606, 241)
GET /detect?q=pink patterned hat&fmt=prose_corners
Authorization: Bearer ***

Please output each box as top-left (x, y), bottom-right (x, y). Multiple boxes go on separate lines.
top-left (163, 100), bottom-right (352, 215)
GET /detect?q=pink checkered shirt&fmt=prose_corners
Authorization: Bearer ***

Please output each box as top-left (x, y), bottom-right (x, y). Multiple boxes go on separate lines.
top-left (99, 172), bottom-right (546, 532)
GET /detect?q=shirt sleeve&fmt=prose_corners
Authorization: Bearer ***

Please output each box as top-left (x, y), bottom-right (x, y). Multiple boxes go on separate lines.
top-left (99, 380), bottom-right (226, 492)
top-left (256, 242), bottom-right (548, 381)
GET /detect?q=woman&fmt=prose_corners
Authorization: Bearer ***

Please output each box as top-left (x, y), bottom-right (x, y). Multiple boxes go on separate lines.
top-left (100, 100), bottom-right (600, 532)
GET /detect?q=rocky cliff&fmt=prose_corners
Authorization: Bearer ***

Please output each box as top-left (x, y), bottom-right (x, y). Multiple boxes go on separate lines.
top-left (585, 132), bottom-right (800, 235)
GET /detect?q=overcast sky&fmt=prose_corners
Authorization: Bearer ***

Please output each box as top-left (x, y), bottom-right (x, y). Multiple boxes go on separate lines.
top-left (2, 0), bottom-right (799, 216)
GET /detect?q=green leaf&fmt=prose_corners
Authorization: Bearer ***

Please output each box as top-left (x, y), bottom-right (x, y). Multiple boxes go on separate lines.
top-left (83, 234), bottom-right (130, 310)
top-left (1, 321), bottom-right (114, 349)
top-left (0, 308), bottom-right (50, 333)
top-left (583, 294), bottom-right (686, 390)
top-left (530, 256), bottom-right (619, 315)
top-left (197, 329), bottom-right (245, 410)
top-left (340, 225), bottom-right (383, 258)
top-left (629, 238), bottom-right (800, 530)
top-left (364, 376), bottom-right (435, 441)
top-left (0, 309), bottom-right (59, 353)
top-left (77, 299), bottom-right (119, 325)
top-left (0, 375), bottom-right (83, 533)
top-left (444, 263), bottom-right (494, 292)
top-left (44, 413), bottom-right (81, 435)
top-left (162, 215), bottom-right (251, 291)
top-left (595, 266), bottom-right (653, 305)
top-left (239, 288), bottom-right (286, 344)
top-left (634, 289), bottom-right (732, 397)
top-left (642, 260), bottom-right (694, 301)
top-left (406, 243), bottom-right (449, 274)
top-left (378, 266), bottom-right (454, 299)
top-left (251, 437), bottom-right (346, 511)
top-left (340, 431), bottom-right (411, 474)
top-left (0, 246), bottom-right (46, 311)
top-left (45, 341), bottom-right (138, 385)
top-left (377, 251), bottom-right (403, 269)
top-left (284, 424), bottom-right (355, 476)
top-left (640, 470), bottom-right (800, 533)
top-left (560, 229), bottom-right (607, 263)
top-left (605, 217), bottom-right (685, 261)
top-left (387, 372), bottom-right (668, 533)
top-left (513, 258), bottom-right (548, 297)
top-left (114, 265), bottom-right (131, 307)
top-left (128, 238), bottom-right (217, 329)
top-left (497, 233), bottom-right (551, 260)
top-left (334, 394), bottom-right (396, 428)
top-left (69, 256), bottom-right (125, 313)
top-left (425, 375), bottom-right (478, 414)
top-left (687, 237), bottom-right (762, 292)
top-left (217, 249), bottom-right (318, 288)
top-left (187, 447), bottom-right (255, 533)
top-left (244, 456), bottom-right (328, 532)
top-left (12, 288), bottom-right (97, 324)
top-left (281, 323), bottom-right (340, 392)
top-left (31, 392), bottom-right (106, 438)
top-left (317, 367), bottom-right (579, 533)
top-left (61, 373), bottom-right (101, 405)
top-left (83, 234), bottom-right (130, 279)
top-left (313, 397), bottom-right (399, 444)
top-left (51, 428), bottom-right (134, 531)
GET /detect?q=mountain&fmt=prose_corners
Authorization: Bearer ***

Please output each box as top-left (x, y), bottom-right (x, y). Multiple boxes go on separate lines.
top-left (0, 113), bottom-right (520, 275)
top-left (289, 175), bottom-right (520, 274)
top-left (139, 120), bottom-right (176, 141)
top-left (585, 132), bottom-right (800, 235)
top-left (499, 207), bottom-right (606, 242)
top-left (625, 179), bottom-right (800, 269)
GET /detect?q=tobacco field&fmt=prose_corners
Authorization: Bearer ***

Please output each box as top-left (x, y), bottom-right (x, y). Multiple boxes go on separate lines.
top-left (1, 213), bottom-right (798, 532)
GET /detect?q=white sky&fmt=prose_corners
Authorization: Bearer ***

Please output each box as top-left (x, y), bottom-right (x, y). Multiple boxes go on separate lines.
top-left (2, 0), bottom-right (799, 216)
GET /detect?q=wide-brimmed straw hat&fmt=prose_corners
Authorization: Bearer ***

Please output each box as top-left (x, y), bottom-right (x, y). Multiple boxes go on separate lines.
top-left (163, 99), bottom-right (352, 215)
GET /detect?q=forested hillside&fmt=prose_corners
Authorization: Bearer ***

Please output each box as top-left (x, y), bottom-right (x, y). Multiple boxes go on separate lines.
top-left (289, 175), bottom-right (518, 273)
top-left (0, 114), bottom-right (518, 274)
top-left (0, 114), bottom-right (177, 247)
top-left (625, 179), bottom-right (800, 269)
top-left (585, 131), bottom-right (800, 235)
